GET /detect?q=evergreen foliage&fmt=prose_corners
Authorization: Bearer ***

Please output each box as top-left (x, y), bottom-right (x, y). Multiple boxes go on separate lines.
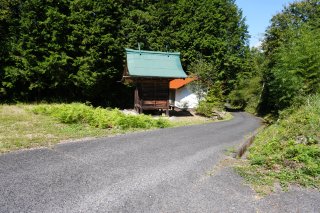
top-left (259, 0), bottom-right (320, 114)
top-left (228, 48), bottom-right (264, 112)
top-left (0, 0), bottom-right (249, 106)
top-left (268, 26), bottom-right (320, 110)
top-left (229, 0), bottom-right (320, 115)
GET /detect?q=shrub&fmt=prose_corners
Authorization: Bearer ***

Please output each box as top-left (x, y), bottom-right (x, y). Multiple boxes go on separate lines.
top-left (196, 101), bottom-right (217, 117)
top-left (32, 103), bottom-right (170, 130)
top-left (195, 83), bottom-right (224, 117)
top-left (246, 94), bottom-right (320, 187)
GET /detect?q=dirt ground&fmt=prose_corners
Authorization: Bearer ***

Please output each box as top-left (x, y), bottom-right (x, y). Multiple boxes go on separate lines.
top-left (122, 108), bottom-right (230, 126)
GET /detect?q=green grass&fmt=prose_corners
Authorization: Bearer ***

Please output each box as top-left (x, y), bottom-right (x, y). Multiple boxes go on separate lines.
top-left (235, 164), bottom-right (276, 195)
top-left (237, 95), bottom-right (320, 192)
top-left (0, 105), bottom-right (121, 153)
top-left (31, 103), bottom-right (170, 129)
top-left (0, 103), bottom-right (231, 153)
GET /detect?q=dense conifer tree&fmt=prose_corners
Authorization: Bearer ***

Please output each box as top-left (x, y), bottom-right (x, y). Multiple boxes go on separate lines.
top-left (1, 0), bottom-right (249, 106)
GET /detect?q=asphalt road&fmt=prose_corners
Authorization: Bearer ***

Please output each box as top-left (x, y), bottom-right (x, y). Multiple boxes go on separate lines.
top-left (1, 112), bottom-right (319, 212)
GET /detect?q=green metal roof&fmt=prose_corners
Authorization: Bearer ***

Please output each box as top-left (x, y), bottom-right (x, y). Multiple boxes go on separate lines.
top-left (125, 48), bottom-right (187, 78)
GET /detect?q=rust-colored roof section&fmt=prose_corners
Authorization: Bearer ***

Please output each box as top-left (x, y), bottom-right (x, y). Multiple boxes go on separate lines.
top-left (169, 77), bottom-right (195, 89)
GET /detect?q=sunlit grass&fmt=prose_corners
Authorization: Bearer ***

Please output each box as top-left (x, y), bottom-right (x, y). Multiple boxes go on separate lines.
top-left (0, 105), bottom-right (123, 153)
top-left (237, 95), bottom-right (320, 192)
top-left (0, 104), bottom-right (231, 153)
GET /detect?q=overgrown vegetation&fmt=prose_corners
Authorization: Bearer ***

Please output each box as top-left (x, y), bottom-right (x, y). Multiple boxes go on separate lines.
top-left (238, 95), bottom-right (320, 192)
top-left (1, 103), bottom-right (228, 153)
top-left (0, 103), bottom-right (170, 153)
top-left (0, 104), bottom-right (120, 153)
top-left (232, 0), bottom-right (320, 192)
top-left (32, 103), bottom-right (170, 129)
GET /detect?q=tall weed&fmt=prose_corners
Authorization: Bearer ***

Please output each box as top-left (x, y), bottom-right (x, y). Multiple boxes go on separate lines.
top-left (32, 103), bottom-right (170, 130)
top-left (246, 95), bottom-right (320, 188)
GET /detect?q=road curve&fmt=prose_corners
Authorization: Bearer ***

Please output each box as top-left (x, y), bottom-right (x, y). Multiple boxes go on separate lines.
top-left (1, 112), bottom-right (262, 212)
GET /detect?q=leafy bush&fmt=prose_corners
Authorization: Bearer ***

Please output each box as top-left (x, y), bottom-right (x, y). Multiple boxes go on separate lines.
top-left (195, 81), bottom-right (224, 117)
top-left (245, 95), bottom-right (320, 188)
top-left (196, 101), bottom-right (217, 117)
top-left (32, 103), bottom-right (170, 130)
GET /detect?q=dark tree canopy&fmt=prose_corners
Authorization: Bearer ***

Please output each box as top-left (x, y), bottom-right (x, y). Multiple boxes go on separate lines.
top-left (0, 0), bottom-right (249, 107)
